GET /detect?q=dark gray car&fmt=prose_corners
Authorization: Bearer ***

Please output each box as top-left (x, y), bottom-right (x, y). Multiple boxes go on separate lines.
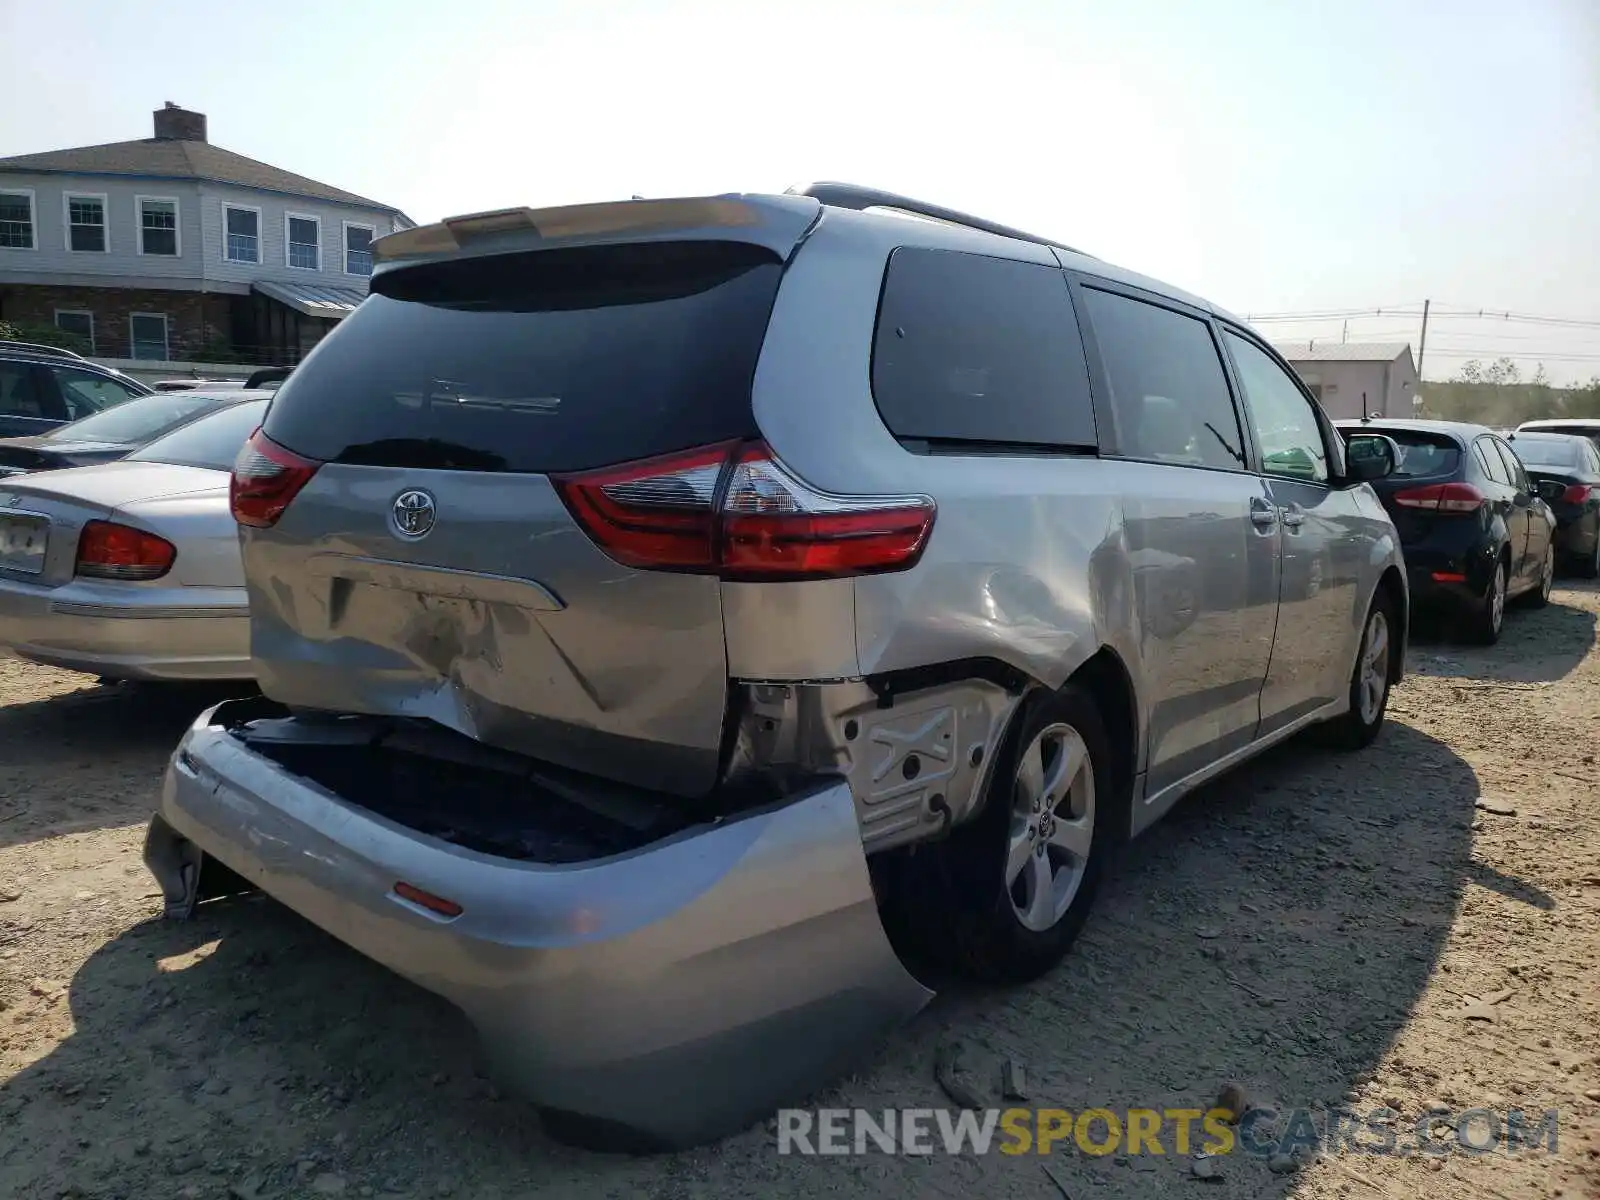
top-left (0, 344), bottom-right (152, 438)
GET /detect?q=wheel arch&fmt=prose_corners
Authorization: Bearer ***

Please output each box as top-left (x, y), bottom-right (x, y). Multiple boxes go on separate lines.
top-left (1064, 646), bottom-right (1139, 841)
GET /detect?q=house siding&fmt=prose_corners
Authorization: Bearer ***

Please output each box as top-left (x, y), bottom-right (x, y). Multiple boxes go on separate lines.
top-left (0, 172), bottom-right (204, 282)
top-left (0, 173), bottom-right (398, 295)
top-left (198, 183), bottom-right (393, 292)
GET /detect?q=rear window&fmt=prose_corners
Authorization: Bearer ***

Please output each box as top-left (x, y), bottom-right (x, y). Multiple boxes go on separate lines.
top-left (260, 241), bottom-right (782, 473)
top-left (871, 248), bottom-right (1096, 450)
top-left (1351, 428), bottom-right (1461, 478)
top-left (45, 391), bottom-right (218, 444)
top-left (131, 399), bottom-right (269, 471)
top-left (1511, 435), bottom-right (1586, 470)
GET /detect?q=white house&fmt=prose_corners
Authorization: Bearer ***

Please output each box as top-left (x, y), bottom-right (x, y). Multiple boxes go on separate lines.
top-left (1272, 341), bottom-right (1420, 421)
top-left (0, 103), bottom-right (411, 364)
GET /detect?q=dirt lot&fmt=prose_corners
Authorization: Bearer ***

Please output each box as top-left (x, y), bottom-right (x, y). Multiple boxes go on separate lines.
top-left (2, 585), bottom-right (1599, 1200)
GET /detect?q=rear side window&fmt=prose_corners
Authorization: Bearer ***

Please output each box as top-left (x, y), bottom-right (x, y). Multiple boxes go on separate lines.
top-left (870, 248), bottom-right (1095, 449)
top-left (262, 241), bottom-right (783, 473)
top-left (1082, 288), bottom-right (1246, 471)
top-left (1474, 439), bottom-right (1511, 486)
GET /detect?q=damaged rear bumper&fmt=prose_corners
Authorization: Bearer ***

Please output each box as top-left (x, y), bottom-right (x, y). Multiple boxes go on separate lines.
top-left (144, 700), bottom-right (931, 1149)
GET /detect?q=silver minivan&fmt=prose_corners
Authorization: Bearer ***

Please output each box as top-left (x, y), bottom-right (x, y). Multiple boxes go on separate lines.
top-left (145, 184), bottom-right (1407, 1149)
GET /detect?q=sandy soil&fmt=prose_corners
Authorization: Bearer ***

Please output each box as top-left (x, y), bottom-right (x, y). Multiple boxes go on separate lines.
top-left (2, 585), bottom-right (1598, 1200)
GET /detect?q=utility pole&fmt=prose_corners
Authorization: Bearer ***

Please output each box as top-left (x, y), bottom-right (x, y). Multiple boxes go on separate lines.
top-left (1416, 299), bottom-right (1431, 382)
top-left (1342, 319), bottom-right (1348, 343)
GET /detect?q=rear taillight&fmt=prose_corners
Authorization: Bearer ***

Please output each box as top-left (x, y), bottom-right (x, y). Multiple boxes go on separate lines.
top-left (552, 441), bottom-right (936, 580)
top-left (1561, 484), bottom-right (1594, 505)
top-left (1391, 481), bottom-right (1485, 513)
top-left (231, 428), bottom-right (322, 528)
top-left (76, 520), bottom-right (176, 581)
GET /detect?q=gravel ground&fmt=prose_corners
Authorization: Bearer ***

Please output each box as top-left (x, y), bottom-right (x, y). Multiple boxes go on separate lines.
top-left (2, 584), bottom-right (1598, 1200)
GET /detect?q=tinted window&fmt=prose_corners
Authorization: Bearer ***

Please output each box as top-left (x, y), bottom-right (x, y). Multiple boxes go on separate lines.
top-left (1475, 439), bottom-right (1511, 486)
top-left (1352, 428), bottom-right (1460, 478)
top-left (0, 362), bottom-right (45, 418)
top-left (1080, 288), bottom-right (1242, 470)
top-left (263, 240), bottom-right (782, 473)
top-left (49, 368), bottom-right (143, 420)
top-left (871, 249), bottom-right (1095, 449)
top-left (1223, 332), bottom-right (1329, 483)
top-left (1511, 435), bottom-right (1586, 470)
top-left (1493, 439), bottom-right (1529, 490)
top-left (46, 391), bottom-right (218, 444)
top-left (132, 399), bottom-right (270, 471)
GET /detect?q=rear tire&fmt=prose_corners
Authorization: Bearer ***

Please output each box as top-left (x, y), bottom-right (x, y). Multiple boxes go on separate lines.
top-left (1524, 544), bottom-right (1555, 608)
top-left (882, 682), bottom-right (1118, 985)
top-left (1323, 589), bottom-right (1396, 750)
top-left (1465, 559), bottom-right (1508, 645)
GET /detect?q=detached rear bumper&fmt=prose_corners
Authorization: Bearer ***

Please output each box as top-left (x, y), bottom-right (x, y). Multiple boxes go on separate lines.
top-left (0, 576), bottom-right (250, 680)
top-left (145, 701), bottom-right (931, 1149)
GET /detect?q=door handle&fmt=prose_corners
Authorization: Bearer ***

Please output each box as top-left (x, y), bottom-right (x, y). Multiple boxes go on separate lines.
top-left (1249, 499), bottom-right (1278, 529)
top-left (1279, 505), bottom-right (1305, 531)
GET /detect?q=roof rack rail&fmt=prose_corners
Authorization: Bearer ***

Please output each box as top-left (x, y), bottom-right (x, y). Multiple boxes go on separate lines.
top-left (784, 182), bottom-right (1086, 256)
top-left (0, 340), bottom-right (88, 362)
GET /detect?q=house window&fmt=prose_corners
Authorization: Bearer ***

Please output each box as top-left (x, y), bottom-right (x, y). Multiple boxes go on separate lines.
top-left (65, 194), bottom-right (108, 252)
top-left (286, 214), bottom-right (320, 269)
top-left (138, 197), bottom-right (179, 256)
top-left (54, 310), bottom-right (95, 353)
top-left (0, 190), bottom-right (34, 249)
top-left (344, 223), bottom-right (374, 275)
top-left (225, 205), bottom-right (260, 263)
top-left (129, 313), bottom-right (169, 361)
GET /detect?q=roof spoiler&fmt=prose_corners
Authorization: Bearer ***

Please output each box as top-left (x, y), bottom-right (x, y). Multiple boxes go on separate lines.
top-left (245, 366), bottom-right (292, 389)
top-left (371, 194), bottom-right (822, 271)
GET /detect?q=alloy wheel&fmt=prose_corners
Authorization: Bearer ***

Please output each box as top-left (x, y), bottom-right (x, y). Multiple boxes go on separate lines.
top-left (1006, 722), bottom-right (1096, 932)
top-left (1357, 609), bottom-right (1390, 724)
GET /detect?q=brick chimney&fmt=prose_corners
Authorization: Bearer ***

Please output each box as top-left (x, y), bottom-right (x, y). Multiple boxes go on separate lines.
top-left (153, 102), bottom-right (207, 142)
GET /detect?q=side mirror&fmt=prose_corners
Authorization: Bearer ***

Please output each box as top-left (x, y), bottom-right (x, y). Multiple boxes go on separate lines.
top-left (1343, 433), bottom-right (1400, 483)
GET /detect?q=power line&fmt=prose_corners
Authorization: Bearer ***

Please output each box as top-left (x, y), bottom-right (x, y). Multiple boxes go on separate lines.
top-left (1244, 303), bottom-right (1600, 329)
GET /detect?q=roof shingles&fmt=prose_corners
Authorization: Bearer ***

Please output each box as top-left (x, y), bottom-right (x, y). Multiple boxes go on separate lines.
top-left (0, 137), bottom-right (396, 212)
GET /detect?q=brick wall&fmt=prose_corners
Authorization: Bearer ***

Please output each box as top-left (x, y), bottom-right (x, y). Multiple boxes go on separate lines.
top-left (0, 283), bottom-right (228, 360)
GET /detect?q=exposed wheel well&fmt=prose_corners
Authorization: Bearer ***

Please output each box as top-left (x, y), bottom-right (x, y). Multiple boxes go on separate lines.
top-left (1067, 648), bottom-right (1138, 841)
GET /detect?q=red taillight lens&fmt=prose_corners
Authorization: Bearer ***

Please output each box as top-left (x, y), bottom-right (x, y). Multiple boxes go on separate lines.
top-left (76, 520), bottom-right (176, 581)
top-left (552, 441), bottom-right (936, 580)
top-left (1561, 484), bottom-right (1592, 505)
top-left (231, 428), bottom-right (321, 528)
top-left (1391, 481), bottom-right (1485, 513)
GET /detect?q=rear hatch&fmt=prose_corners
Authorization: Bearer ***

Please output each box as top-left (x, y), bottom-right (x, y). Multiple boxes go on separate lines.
top-left (1344, 427), bottom-right (1465, 543)
top-left (239, 199), bottom-right (821, 798)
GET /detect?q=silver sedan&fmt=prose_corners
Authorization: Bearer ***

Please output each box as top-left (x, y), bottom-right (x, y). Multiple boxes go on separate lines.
top-left (0, 398), bottom-right (268, 681)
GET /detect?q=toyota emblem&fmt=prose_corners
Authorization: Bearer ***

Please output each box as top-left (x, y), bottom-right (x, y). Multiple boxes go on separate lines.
top-left (391, 489), bottom-right (437, 540)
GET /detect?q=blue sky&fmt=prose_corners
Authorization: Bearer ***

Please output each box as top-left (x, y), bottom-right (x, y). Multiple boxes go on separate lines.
top-left (2, 0), bottom-right (1597, 381)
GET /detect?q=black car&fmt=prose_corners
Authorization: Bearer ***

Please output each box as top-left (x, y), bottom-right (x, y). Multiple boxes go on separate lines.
top-left (1507, 431), bottom-right (1600, 577)
top-left (1336, 418), bottom-right (1558, 643)
top-left (0, 387), bottom-right (272, 477)
top-left (0, 343), bottom-right (153, 437)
